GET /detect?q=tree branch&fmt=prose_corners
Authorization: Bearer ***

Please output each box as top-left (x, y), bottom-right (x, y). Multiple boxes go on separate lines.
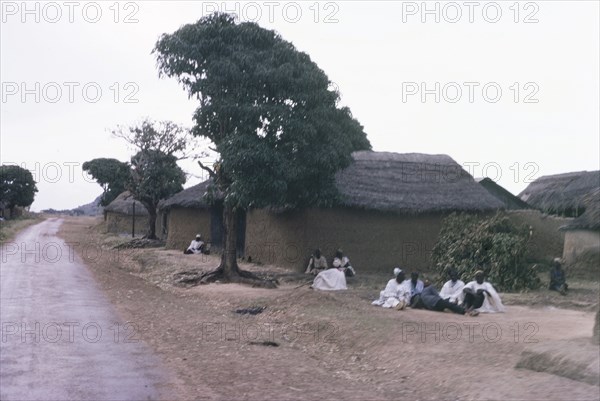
top-left (197, 160), bottom-right (216, 179)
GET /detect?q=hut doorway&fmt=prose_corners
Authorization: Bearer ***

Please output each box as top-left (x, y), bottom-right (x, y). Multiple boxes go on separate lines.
top-left (210, 204), bottom-right (246, 257)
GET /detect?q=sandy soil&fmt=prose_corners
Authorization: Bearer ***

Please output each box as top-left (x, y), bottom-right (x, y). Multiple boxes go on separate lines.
top-left (58, 216), bottom-right (600, 401)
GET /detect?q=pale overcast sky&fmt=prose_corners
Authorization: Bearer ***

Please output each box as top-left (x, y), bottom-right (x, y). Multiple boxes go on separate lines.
top-left (1, 1), bottom-right (598, 211)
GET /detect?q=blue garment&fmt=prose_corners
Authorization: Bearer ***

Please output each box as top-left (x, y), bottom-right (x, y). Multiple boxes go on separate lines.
top-left (408, 279), bottom-right (424, 297)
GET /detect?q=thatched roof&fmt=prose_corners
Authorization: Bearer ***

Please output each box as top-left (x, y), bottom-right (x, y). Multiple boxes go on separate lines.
top-left (104, 191), bottom-right (149, 216)
top-left (476, 177), bottom-right (529, 210)
top-left (158, 181), bottom-right (212, 211)
top-left (334, 151), bottom-right (504, 214)
top-left (562, 189), bottom-right (600, 231)
top-left (518, 170), bottom-right (600, 216)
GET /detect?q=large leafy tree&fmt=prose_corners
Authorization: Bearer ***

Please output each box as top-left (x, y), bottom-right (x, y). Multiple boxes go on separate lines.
top-left (82, 158), bottom-right (130, 207)
top-left (0, 165), bottom-right (38, 218)
top-left (154, 13), bottom-right (371, 285)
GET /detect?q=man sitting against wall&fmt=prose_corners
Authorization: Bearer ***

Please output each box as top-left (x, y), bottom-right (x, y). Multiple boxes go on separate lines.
top-left (184, 234), bottom-right (208, 255)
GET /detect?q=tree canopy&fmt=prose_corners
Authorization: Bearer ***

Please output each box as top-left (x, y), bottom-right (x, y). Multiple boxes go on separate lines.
top-left (0, 165), bottom-right (38, 217)
top-left (82, 158), bottom-right (130, 207)
top-left (129, 148), bottom-right (186, 218)
top-left (154, 12), bottom-right (371, 210)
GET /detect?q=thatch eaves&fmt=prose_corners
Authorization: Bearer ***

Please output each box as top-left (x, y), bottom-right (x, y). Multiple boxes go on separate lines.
top-left (518, 170), bottom-right (600, 216)
top-left (104, 191), bottom-right (149, 216)
top-left (562, 189), bottom-right (600, 231)
top-left (335, 151), bottom-right (504, 214)
top-left (476, 177), bottom-right (530, 210)
top-left (158, 180), bottom-right (214, 211)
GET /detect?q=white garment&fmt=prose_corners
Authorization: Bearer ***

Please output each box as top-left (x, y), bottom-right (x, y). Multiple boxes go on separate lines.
top-left (187, 239), bottom-right (204, 254)
top-left (312, 269), bottom-right (347, 291)
top-left (333, 256), bottom-right (355, 276)
top-left (439, 280), bottom-right (465, 304)
top-left (463, 281), bottom-right (505, 313)
top-left (372, 279), bottom-right (411, 308)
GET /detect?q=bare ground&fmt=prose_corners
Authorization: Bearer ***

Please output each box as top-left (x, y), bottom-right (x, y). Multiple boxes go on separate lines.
top-left (58, 217), bottom-right (600, 401)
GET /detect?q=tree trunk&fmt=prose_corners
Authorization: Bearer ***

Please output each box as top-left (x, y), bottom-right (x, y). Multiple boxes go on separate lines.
top-left (145, 207), bottom-right (158, 240)
top-left (190, 203), bottom-right (276, 288)
top-left (221, 203), bottom-right (240, 278)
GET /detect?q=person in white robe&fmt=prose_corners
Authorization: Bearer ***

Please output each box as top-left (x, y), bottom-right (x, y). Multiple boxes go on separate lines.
top-left (372, 268), bottom-right (411, 309)
top-left (462, 270), bottom-right (505, 313)
top-left (439, 269), bottom-right (465, 304)
top-left (312, 266), bottom-right (347, 291)
top-left (184, 234), bottom-right (205, 254)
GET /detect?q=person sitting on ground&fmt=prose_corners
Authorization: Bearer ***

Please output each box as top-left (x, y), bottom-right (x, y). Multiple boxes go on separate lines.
top-left (462, 270), bottom-right (505, 313)
top-left (549, 258), bottom-right (568, 295)
top-left (439, 268), bottom-right (465, 304)
top-left (408, 271), bottom-right (424, 307)
top-left (305, 249), bottom-right (328, 275)
top-left (420, 279), bottom-right (478, 316)
top-left (332, 249), bottom-right (356, 277)
top-left (372, 267), bottom-right (411, 310)
top-left (184, 234), bottom-right (205, 255)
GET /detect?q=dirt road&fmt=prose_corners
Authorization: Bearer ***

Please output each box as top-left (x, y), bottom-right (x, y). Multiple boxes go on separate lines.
top-left (4, 217), bottom-right (598, 400)
top-left (0, 219), bottom-right (169, 400)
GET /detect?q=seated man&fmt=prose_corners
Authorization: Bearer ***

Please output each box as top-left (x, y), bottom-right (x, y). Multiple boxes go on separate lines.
top-left (549, 258), bottom-right (568, 295)
top-left (439, 268), bottom-right (465, 304)
top-left (372, 268), bottom-right (411, 310)
top-left (420, 280), bottom-right (477, 316)
top-left (305, 249), bottom-right (328, 275)
top-left (462, 270), bottom-right (505, 313)
top-left (408, 271), bottom-right (424, 307)
top-left (184, 234), bottom-right (205, 255)
top-left (333, 249), bottom-right (356, 277)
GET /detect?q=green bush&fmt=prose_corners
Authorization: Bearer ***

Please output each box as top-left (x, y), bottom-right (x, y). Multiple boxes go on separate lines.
top-left (431, 212), bottom-right (541, 292)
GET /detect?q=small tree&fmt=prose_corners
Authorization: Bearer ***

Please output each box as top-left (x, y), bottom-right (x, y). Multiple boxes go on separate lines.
top-left (0, 165), bottom-right (38, 218)
top-left (82, 158), bottom-right (130, 207)
top-left (154, 13), bottom-right (371, 286)
top-left (129, 149), bottom-right (186, 239)
top-left (111, 118), bottom-right (191, 239)
top-left (431, 212), bottom-right (541, 291)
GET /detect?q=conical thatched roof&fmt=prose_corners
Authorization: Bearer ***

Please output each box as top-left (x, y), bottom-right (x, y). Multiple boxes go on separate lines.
top-left (476, 177), bottom-right (529, 210)
top-left (158, 181), bottom-right (213, 211)
top-left (518, 170), bottom-right (600, 216)
top-left (562, 189), bottom-right (600, 231)
top-left (335, 151), bottom-right (504, 214)
top-left (104, 191), bottom-right (148, 216)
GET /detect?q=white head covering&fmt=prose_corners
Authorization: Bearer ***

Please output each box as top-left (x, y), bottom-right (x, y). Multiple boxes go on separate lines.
top-left (393, 267), bottom-right (402, 276)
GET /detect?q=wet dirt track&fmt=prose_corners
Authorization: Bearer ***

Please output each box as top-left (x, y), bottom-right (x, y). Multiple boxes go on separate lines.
top-left (1, 219), bottom-right (166, 400)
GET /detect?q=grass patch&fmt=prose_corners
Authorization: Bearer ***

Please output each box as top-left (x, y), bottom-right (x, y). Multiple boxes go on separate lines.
top-left (0, 213), bottom-right (45, 242)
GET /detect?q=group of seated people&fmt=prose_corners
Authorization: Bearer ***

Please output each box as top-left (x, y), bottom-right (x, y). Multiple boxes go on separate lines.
top-left (372, 268), bottom-right (505, 315)
top-left (306, 249), bottom-right (356, 291)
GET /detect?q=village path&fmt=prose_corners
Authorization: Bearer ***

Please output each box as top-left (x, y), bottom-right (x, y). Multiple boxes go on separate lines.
top-left (0, 218), bottom-right (168, 400)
